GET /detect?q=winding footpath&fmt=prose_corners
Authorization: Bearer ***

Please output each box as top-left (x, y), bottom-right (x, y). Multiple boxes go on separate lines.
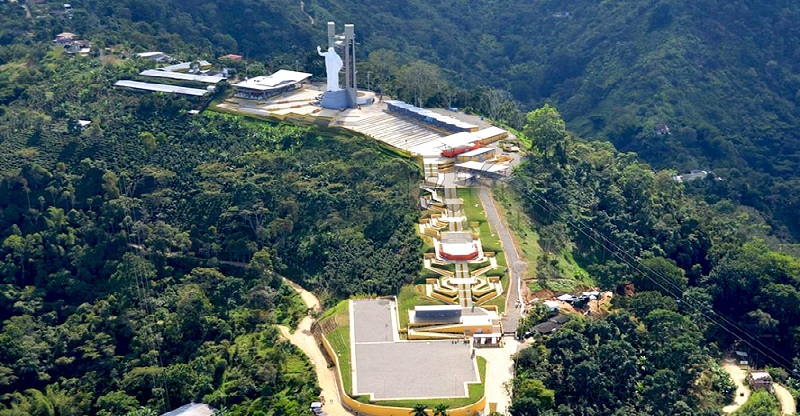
top-left (721, 358), bottom-right (796, 415)
top-left (277, 278), bottom-right (353, 416)
top-left (300, 0), bottom-right (314, 24)
top-left (721, 359), bottom-right (750, 413)
top-left (774, 382), bottom-right (796, 415)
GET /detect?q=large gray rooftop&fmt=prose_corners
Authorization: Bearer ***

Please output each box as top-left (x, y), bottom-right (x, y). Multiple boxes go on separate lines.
top-left (350, 299), bottom-right (480, 400)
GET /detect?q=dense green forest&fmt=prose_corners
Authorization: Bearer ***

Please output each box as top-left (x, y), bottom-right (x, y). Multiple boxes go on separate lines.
top-left (3, 0), bottom-right (798, 238)
top-left (0, 22), bottom-right (421, 415)
top-left (3, 1), bottom-right (800, 415)
top-left (508, 106), bottom-right (800, 415)
top-left (14, 0), bottom-right (795, 240)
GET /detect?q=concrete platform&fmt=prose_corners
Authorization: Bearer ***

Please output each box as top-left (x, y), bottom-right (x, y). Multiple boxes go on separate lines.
top-left (350, 299), bottom-right (480, 400)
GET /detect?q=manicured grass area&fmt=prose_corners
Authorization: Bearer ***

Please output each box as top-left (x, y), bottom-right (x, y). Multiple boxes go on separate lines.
top-left (492, 185), bottom-right (542, 269)
top-left (467, 259), bottom-right (492, 272)
top-left (459, 188), bottom-right (507, 269)
top-left (319, 299), bottom-right (349, 326)
top-left (320, 300), bottom-right (353, 393)
top-left (430, 262), bottom-right (456, 273)
top-left (326, 325), bottom-right (352, 394)
top-left (370, 356), bottom-right (487, 409)
top-left (397, 284), bottom-right (443, 329)
top-left (493, 185), bottom-right (592, 292)
top-left (459, 187), bottom-right (509, 310)
top-left (483, 292), bottom-right (507, 314)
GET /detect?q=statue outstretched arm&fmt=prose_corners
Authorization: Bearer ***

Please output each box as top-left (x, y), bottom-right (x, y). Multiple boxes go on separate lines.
top-left (317, 46), bottom-right (325, 56)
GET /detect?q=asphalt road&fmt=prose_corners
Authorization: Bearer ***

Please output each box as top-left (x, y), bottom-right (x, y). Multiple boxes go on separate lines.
top-left (478, 187), bottom-right (524, 333)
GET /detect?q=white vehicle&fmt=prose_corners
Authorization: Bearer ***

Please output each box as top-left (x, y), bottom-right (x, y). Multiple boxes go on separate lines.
top-left (310, 402), bottom-right (326, 416)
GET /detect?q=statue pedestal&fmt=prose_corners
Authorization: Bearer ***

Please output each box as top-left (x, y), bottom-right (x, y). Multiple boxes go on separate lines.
top-left (320, 90), bottom-right (350, 109)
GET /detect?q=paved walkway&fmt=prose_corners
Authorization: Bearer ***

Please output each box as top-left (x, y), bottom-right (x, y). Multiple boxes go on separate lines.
top-left (277, 279), bottom-right (353, 416)
top-left (478, 187), bottom-right (524, 333)
top-left (774, 382), bottom-right (796, 415)
top-left (721, 359), bottom-right (750, 413)
top-left (476, 338), bottom-right (519, 414)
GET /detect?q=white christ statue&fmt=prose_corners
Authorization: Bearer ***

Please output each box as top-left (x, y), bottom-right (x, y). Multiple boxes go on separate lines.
top-left (317, 46), bottom-right (343, 91)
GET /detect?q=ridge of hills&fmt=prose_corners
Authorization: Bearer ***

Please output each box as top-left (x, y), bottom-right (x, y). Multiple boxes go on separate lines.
top-left (1, 1), bottom-right (800, 415)
top-left (6, 0), bottom-right (797, 238)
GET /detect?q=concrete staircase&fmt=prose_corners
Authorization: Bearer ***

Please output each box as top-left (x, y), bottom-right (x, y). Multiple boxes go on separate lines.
top-left (343, 113), bottom-right (444, 150)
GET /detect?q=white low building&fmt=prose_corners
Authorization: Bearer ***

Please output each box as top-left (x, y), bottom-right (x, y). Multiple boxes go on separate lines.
top-left (234, 69), bottom-right (312, 100)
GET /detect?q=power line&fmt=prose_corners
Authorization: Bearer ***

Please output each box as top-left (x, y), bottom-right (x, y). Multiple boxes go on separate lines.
top-left (507, 176), bottom-right (796, 372)
top-left (118, 192), bottom-right (172, 412)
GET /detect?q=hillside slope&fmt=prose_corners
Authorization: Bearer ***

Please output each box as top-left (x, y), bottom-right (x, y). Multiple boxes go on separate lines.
top-left (2, 0), bottom-right (799, 237)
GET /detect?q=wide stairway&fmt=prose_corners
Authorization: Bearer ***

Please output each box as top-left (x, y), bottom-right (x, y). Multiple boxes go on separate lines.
top-left (343, 113), bottom-right (444, 150)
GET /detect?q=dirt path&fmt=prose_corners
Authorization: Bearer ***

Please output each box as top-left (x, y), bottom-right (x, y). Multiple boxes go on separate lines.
top-left (282, 276), bottom-right (321, 313)
top-left (773, 383), bottom-right (796, 415)
top-left (300, 0), bottom-right (314, 24)
top-left (277, 279), bottom-right (352, 415)
top-left (721, 359), bottom-right (750, 413)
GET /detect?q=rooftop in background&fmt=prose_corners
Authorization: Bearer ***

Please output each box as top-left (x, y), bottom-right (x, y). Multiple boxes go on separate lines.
top-left (158, 60), bottom-right (212, 72)
top-left (137, 51), bottom-right (166, 58)
top-left (385, 100), bottom-right (479, 133)
top-left (472, 126), bottom-right (509, 142)
top-left (221, 54), bottom-right (243, 61)
top-left (455, 161), bottom-right (509, 174)
top-left (160, 403), bottom-right (214, 416)
top-left (136, 51), bottom-right (173, 62)
top-left (460, 147), bottom-right (496, 158)
top-left (672, 169), bottom-right (709, 183)
top-left (139, 69), bottom-right (226, 84)
top-left (234, 70), bottom-right (313, 91)
top-left (114, 80), bottom-right (209, 97)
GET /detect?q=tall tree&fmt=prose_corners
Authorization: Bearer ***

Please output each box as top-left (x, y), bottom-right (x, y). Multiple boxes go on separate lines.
top-left (397, 61), bottom-right (443, 107)
top-left (524, 104), bottom-right (568, 164)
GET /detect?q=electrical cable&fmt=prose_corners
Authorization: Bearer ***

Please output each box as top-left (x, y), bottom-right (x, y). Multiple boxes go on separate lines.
top-left (507, 175), bottom-right (796, 372)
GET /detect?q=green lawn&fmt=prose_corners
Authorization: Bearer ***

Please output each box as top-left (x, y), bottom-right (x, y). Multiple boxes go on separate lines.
top-left (493, 185), bottom-right (592, 293)
top-left (397, 284), bottom-right (443, 329)
top-left (459, 187), bottom-right (509, 311)
top-left (409, 187), bottom-right (513, 313)
top-left (480, 186), bottom-right (533, 266)
top-left (319, 299), bottom-right (349, 326)
top-left (459, 188), bottom-right (508, 267)
top-left (326, 325), bottom-right (352, 394)
top-left (320, 300), bottom-right (353, 393)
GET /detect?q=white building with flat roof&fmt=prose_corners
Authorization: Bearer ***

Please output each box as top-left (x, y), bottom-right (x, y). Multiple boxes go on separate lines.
top-left (139, 69), bottom-right (225, 84)
top-left (234, 69), bottom-right (312, 100)
top-left (114, 80), bottom-right (209, 97)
